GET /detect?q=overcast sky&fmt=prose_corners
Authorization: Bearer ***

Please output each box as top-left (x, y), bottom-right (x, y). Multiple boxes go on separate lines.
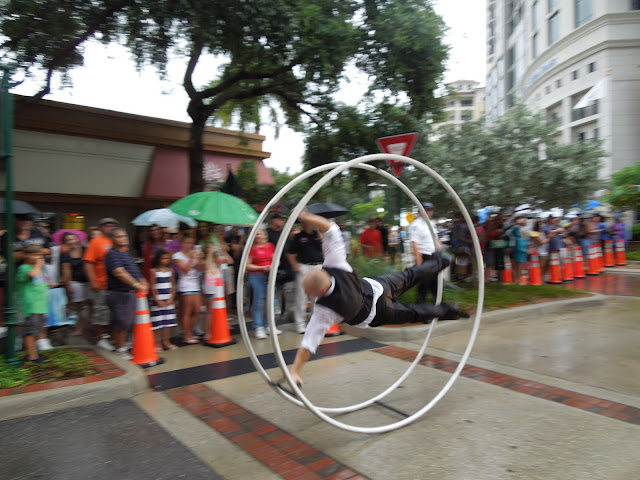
top-left (13, 0), bottom-right (487, 173)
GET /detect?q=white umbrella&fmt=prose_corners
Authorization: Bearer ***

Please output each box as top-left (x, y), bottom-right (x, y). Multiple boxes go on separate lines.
top-left (131, 208), bottom-right (197, 228)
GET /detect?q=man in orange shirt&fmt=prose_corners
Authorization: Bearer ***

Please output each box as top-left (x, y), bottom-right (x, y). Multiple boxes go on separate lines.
top-left (359, 218), bottom-right (383, 258)
top-left (83, 218), bottom-right (117, 350)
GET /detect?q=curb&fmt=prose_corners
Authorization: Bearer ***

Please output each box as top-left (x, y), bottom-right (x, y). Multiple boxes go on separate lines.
top-left (341, 294), bottom-right (607, 343)
top-left (0, 346), bottom-right (149, 422)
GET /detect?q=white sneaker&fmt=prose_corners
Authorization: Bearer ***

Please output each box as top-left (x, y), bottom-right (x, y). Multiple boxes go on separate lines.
top-left (254, 327), bottom-right (267, 339)
top-left (36, 338), bottom-right (54, 351)
top-left (114, 347), bottom-right (132, 361)
top-left (266, 327), bottom-right (283, 335)
top-left (96, 338), bottom-right (114, 351)
top-left (296, 323), bottom-right (307, 334)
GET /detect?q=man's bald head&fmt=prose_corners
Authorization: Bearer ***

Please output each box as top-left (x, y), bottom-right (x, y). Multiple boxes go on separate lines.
top-left (302, 269), bottom-right (331, 298)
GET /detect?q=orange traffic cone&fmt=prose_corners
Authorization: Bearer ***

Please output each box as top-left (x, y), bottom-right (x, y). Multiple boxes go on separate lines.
top-left (615, 239), bottom-right (627, 266)
top-left (603, 240), bottom-right (615, 267)
top-left (595, 243), bottom-right (604, 273)
top-left (132, 290), bottom-right (165, 368)
top-left (204, 275), bottom-right (236, 348)
top-left (546, 251), bottom-right (563, 284)
top-left (586, 245), bottom-right (599, 275)
top-left (561, 247), bottom-right (574, 283)
top-left (324, 322), bottom-right (344, 338)
top-left (528, 250), bottom-right (542, 286)
top-left (573, 246), bottom-right (586, 278)
top-left (501, 255), bottom-right (513, 284)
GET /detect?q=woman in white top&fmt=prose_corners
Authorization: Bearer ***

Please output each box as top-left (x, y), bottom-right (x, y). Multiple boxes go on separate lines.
top-left (172, 236), bottom-right (205, 344)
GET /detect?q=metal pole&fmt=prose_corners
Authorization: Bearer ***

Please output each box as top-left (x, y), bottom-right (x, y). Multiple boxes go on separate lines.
top-left (1, 65), bottom-right (19, 365)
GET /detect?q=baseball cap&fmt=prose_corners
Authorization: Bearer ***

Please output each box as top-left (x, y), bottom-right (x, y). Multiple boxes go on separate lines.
top-left (271, 212), bottom-right (284, 220)
top-left (421, 202), bottom-right (434, 210)
top-left (98, 217), bottom-right (119, 226)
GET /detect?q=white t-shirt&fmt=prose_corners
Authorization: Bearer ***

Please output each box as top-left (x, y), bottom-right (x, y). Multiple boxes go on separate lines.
top-left (172, 251), bottom-right (201, 292)
top-left (408, 217), bottom-right (437, 255)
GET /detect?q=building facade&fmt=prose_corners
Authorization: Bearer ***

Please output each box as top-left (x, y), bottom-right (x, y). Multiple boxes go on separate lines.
top-left (431, 80), bottom-right (485, 139)
top-left (2, 96), bottom-right (274, 231)
top-left (485, 0), bottom-right (640, 177)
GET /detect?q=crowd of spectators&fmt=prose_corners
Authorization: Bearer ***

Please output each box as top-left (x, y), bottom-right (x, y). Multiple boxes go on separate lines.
top-left (0, 206), bottom-right (630, 363)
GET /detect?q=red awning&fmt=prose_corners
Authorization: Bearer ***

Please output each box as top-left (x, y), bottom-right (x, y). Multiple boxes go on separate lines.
top-left (143, 148), bottom-right (274, 200)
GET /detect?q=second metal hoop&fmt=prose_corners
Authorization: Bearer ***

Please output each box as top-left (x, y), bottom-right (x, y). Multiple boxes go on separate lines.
top-left (238, 154), bottom-right (484, 434)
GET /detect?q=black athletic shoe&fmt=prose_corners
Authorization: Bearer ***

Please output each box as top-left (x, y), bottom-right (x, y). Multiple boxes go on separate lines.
top-left (437, 302), bottom-right (470, 320)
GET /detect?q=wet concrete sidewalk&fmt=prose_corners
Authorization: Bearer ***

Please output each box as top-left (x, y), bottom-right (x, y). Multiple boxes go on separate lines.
top-left (2, 291), bottom-right (639, 479)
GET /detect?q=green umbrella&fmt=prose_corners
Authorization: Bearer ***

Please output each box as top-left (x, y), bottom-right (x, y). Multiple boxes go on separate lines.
top-left (168, 191), bottom-right (259, 225)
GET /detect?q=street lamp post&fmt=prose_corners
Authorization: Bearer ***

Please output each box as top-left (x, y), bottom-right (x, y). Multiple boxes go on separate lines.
top-left (1, 65), bottom-right (19, 365)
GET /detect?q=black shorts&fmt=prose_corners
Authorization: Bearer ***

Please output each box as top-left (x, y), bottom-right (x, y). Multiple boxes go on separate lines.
top-left (106, 291), bottom-right (137, 332)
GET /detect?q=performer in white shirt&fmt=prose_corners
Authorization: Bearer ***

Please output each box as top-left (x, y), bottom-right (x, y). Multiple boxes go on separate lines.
top-left (290, 210), bottom-right (469, 386)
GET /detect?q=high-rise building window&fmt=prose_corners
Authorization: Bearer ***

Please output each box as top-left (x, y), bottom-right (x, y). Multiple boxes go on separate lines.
top-left (532, 1), bottom-right (540, 29)
top-left (556, 79), bottom-right (562, 88)
top-left (461, 99), bottom-right (473, 107)
top-left (575, 0), bottom-right (593, 27)
top-left (532, 33), bottom-right (539, 58)
top-left (548, 0), bottom-right (559, 12)
top-left (632, 0), bottom-right (640, 10)
top-left (587, 62), bottom-right (596, 73)
top-left (572, 69), bottom-right (579, 80)
top-left (548, 12), bottom-right (560, 45)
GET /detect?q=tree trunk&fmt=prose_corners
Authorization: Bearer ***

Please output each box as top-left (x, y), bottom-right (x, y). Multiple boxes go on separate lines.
top-left (188, 101), bottom-right (208, 194)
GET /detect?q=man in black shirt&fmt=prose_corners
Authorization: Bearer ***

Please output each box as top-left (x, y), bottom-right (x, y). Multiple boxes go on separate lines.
top-left (105, 227), bottom-right (148, 360)
top-left (287, 216), bottom-right (324, 333)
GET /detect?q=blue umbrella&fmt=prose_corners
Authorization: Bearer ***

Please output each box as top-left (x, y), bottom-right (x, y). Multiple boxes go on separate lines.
top-left (131, 208), bottom-right (197, 228)
top-left (585, 200), bottom-right (600, 210)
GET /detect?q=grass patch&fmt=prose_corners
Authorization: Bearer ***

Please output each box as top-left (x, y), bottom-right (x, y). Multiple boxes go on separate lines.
top-left (439, 283), bottom-right (589, 311)
top-left (351, 255), bottom-right (590, 311)
top-left (626, 250), bottom-right (640, 262)
top-left (0, 348), bottom-right (97, 389)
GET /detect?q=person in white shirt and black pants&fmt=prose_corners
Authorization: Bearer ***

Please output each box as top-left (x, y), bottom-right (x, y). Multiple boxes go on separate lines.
top-left (408, 202), bottom-right (442, 304)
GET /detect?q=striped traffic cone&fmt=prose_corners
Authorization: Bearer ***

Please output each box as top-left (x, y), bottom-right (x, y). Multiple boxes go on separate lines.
top-left (203, 275), bottom-right (236, 348)
top-left (615, 239), bottom-right (627, 266)
top-left (132, 290), bottom-right (165, 368)
top-left (561, 247), bottom-right (574, 283)
top-left (528, 250), bottom-right (542, 286)
top-left (603, 240), bottom-right (615, 267)
top-left (573, 246), bottom-right (586, 278)
top-left (324, 323), bottom-right (344, 337)
top-left (501, 255), bottom-right (513, 284)
top-left (586, 245), bottom-right (599, 275)
top-left (546, 251), bottom-right (563, 284)
top-left (596, 243), bottom-right (604, 273)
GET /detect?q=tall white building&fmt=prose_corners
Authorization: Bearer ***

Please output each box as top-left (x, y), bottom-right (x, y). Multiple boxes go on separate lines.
top-left (485, 0), bottom-right (640, 177)
top-left (431, 80), bottom-right (485, 139)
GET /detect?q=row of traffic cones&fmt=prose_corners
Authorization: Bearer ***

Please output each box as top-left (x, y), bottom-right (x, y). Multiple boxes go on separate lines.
top-left (128, 277), bottom-right (340, 366)
top-left (129, 275), bottom-right (237, 369)
top-left (500, 239), bottom-right (627, 286)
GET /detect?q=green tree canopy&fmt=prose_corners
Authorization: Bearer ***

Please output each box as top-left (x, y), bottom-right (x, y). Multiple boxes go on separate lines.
top-left (602, 163), bottom-right (640, 209)
top-left (2, 0), bottom-right (449, 193)
top-left (303, 102), bottom-right (606, 217)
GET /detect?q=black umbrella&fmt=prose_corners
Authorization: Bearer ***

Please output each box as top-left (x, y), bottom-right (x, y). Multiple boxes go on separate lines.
top-left (0, 198), bottom-right (38, 215)
top-left (220, 168), bottom-right (243, 197)
top-left (307, 202), bottom-right (349, 219)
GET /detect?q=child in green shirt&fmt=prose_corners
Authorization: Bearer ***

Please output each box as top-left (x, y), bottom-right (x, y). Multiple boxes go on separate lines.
top-left (17, 244), bottom-right (49, 363)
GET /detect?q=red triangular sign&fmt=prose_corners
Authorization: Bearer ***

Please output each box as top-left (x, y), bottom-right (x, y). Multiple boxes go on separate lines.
top-left (376, 133), bottom-right (418, 177)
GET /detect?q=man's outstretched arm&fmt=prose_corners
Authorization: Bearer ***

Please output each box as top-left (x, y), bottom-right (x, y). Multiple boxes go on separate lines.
top-left (297, 210), bottom-right (332, 234)
top-left (290, 348), bottom-right (311, 386)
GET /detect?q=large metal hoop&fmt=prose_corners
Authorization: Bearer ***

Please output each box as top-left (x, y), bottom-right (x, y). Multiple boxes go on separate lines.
top-left (237, 154), bottom-right (484, 433)
top-left (237, 161), bottom-right (443, 413)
